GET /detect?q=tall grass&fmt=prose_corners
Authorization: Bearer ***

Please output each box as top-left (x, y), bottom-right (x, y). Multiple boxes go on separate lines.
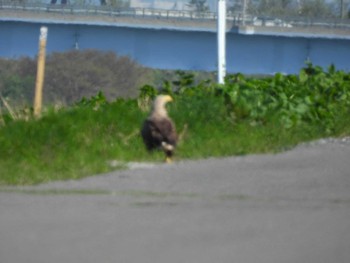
top-left (1, 65), bottom-right (350, 185)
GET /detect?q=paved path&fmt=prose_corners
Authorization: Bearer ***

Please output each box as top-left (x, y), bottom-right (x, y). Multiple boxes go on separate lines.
top-left (1, 138), bottom-right (350, 263)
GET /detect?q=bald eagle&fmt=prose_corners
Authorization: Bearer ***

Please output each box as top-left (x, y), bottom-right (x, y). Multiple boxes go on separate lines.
top-left (141, 95), bottom-right (178, 163)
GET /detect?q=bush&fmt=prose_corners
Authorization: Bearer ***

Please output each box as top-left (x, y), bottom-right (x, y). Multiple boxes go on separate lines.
top-left (140, 64), bottom-right (350, 133)
top-left (1, 63), bottom-right (350, 185)
top-left (0, 50), bottom-right (152, 106)
top-left (0, 57), bottom-right (36, 107)
top-left (219, 63), bottom-right (350, 132)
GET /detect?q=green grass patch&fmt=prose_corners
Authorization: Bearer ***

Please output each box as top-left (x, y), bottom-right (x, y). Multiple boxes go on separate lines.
top-left (1, 65), bottom-right (350, 185)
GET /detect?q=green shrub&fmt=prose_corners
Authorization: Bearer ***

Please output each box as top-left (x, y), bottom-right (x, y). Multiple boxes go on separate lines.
top-left (0, 62), bottom-right (349, 185)
top-left (218, 63), bottom-right (350, 132)
top-left (0, 50), bottom-right (152, 107)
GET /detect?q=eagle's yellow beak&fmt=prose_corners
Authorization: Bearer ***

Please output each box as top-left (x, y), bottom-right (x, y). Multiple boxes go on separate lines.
top-left (164, 95), bottom-right (173, 103)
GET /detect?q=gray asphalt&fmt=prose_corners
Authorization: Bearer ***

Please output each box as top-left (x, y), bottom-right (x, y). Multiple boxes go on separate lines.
top-left (1, 138), bottom-right (350, 263)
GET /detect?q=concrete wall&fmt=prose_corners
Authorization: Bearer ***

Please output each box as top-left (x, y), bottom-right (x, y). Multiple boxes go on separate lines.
top-left (1, 20), bottom-right (349, 74)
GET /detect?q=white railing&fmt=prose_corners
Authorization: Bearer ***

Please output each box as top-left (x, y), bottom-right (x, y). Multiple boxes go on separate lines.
top-left (0, 1), bottom-right (221, 20)
top-left (1, 1), bottom-right (350, 30)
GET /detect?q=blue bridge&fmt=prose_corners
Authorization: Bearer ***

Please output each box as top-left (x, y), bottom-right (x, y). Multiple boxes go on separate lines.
top-left (1, 4), bottom-right (350, 75)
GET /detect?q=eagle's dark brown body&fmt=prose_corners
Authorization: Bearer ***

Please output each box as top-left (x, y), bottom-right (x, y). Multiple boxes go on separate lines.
top-left (141, 95), bottom-right (178, 162)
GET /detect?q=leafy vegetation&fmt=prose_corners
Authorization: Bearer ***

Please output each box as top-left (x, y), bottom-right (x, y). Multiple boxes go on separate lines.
top-left (219, 63), bottom-right (350, 132)
top-left (0, 62), bottom-right (349, 185)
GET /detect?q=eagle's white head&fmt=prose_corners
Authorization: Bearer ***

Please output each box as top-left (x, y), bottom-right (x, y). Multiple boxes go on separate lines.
top-left (151, 95), bottom-right (173, 119)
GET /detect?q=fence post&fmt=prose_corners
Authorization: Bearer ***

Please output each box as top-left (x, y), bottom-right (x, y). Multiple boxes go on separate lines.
top-left (34, 26), bottom-right (48, 117)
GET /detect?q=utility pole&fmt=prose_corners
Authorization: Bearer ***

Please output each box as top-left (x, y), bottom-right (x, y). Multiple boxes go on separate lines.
top-left (217, 0), bottom-right (226, 84)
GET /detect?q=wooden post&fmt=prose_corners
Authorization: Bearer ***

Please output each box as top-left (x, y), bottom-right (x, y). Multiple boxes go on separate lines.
top-left (34, 26), bottom-right (48, 117)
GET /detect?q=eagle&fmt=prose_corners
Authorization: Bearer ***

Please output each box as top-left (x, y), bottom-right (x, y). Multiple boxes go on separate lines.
top-left (141, 95), bottom-right (178, 163)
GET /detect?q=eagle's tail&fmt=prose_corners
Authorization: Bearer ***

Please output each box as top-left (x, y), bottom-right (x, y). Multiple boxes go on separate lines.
top-left (161, 141), bottom-right (174, 151)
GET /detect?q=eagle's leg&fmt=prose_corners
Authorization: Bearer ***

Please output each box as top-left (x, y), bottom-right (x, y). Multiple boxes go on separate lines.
top-left (164, 150), bottom-right (174, 163)
top-left (162, 142), bottom-right (174, 163)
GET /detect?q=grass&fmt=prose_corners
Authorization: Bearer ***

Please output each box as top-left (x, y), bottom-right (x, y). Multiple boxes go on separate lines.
top-left (0, 93), bottom-right (349, 186)
top-left (0, 99), bottom-right (146, 185)
top-left (1, 64), bottom-right (350, 186)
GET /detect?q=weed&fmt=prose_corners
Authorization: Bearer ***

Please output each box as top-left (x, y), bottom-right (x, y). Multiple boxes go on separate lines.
top-left (0, 63), bottom-right (349, 185)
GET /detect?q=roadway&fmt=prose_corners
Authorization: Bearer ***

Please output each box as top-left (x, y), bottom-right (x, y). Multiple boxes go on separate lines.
top-left (0, 137), bottom-right (350, 263)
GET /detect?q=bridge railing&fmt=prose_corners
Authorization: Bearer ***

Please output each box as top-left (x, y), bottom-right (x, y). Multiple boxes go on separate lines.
top-left (0, 1), bottom-right (221, 19)
top-left (1, 1), bottom-right (350, 30)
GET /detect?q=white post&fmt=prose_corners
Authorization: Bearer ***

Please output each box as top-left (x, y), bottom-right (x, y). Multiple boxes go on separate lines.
top-left (217, 0), bottom-right (226, 84)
